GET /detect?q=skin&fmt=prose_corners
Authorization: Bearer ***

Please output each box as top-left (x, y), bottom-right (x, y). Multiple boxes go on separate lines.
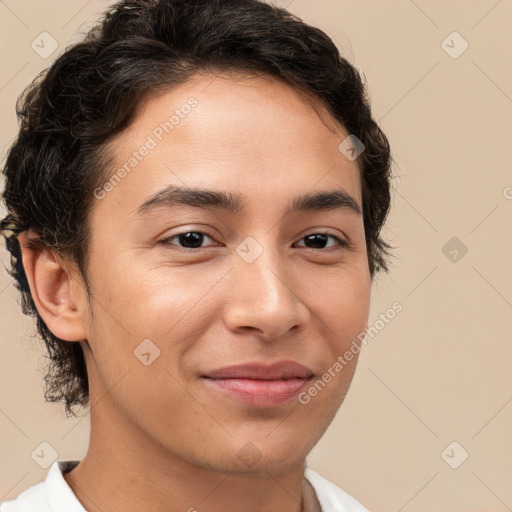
top-left (19, 71), bottom-right (371, 512)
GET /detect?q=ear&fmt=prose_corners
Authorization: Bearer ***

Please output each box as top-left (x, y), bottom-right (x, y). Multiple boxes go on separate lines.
top-left (18, 231), bottom-right (88, 342)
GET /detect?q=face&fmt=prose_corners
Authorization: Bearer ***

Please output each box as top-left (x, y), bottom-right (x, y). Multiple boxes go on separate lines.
top-left (78, 71), bottom-right (371, 476)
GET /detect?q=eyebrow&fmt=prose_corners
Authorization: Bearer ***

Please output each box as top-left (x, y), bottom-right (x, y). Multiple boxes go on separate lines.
top-left (135, 185), bottom-right (362, 217)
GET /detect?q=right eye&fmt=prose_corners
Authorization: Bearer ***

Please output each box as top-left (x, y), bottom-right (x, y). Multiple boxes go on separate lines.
top-left (160, 230), bottom-right (219, 250)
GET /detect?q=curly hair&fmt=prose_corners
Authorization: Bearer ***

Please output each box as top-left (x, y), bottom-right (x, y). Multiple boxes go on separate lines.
top-left (0, 0), bottom-right (394, 417)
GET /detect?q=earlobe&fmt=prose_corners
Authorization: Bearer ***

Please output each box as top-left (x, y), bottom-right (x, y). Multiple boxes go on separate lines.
top-left (18, 231), bottom-right (88, 342)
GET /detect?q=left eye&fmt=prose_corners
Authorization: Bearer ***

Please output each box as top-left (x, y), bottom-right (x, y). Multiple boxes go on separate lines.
top-left (161, 230), bottom-right (349, 251)
top-left (295, 233), bottom-right (349, 250)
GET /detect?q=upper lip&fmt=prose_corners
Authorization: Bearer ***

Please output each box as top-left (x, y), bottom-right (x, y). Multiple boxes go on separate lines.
top-left (202, 360), bottom-right (314, 380)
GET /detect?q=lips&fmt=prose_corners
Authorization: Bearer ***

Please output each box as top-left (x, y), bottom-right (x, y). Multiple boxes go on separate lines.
top-left (202, 360), bottom-right (314, 380)
top-left (201, 360), bottom-right (314, 407)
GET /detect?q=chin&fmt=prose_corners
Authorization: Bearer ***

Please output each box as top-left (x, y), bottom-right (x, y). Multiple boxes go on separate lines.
top-left (192, 436), bottom-right (308, 477)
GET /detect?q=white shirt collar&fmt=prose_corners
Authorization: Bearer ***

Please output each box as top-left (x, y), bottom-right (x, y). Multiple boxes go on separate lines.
top-left (1, 459), bottom-right (368, 512)
top-left (45, 460), bottom-right (84, 512)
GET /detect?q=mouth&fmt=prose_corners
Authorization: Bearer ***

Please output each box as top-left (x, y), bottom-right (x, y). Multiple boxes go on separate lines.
top-left (201, 360), bottom-right (314, 407)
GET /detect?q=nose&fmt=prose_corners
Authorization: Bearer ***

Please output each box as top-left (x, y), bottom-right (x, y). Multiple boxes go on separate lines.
top-left (222, 242), bottom-right (310, 341)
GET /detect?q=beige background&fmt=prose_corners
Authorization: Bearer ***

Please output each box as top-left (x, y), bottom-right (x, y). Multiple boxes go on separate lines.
top-left (1, 1), bottom-right (511, 511)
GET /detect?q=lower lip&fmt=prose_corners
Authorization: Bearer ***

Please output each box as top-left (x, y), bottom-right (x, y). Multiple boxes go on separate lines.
top-left (202, 377), bottom-right (311, 407)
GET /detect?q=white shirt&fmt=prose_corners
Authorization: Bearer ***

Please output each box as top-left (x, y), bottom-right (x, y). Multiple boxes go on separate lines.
top-left (0, 460), bottom-right (369, 512)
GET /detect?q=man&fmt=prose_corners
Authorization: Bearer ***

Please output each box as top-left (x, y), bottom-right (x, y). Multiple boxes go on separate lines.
top-left (0, 0), bottom-right (393, 510)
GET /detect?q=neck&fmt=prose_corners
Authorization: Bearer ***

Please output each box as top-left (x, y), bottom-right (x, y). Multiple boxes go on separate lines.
top-left (63, 398), bottom-right (310, 512)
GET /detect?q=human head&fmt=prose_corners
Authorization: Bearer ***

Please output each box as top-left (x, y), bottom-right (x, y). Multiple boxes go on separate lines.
top-left (0, 0), bottom-right (393, 428)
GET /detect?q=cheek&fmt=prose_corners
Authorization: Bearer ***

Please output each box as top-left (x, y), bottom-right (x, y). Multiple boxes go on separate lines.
top-left (87, 259), bottom-right (226, 374)
top-left (306, 266), bottom-right (371, 344)
top-left (82, 260), bottom-right (204, 416)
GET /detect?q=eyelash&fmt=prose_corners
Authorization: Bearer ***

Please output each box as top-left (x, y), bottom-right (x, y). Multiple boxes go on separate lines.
top-left (160, 229), bottom-right (351, 252)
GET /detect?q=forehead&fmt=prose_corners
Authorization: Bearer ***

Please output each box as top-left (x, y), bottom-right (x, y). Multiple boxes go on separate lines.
top-left (97, 71), bottom-right (362, 215)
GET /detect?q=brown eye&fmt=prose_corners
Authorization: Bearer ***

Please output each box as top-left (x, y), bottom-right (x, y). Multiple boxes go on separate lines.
top-left (295, 233), bottom-right (349, 250)
top-left (161, 230), bottom-right (216, 249)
